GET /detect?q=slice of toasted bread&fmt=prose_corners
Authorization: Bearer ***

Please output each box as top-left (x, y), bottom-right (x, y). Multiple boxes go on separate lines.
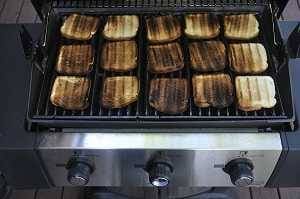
top-left (148, 42), bottom-right (184, 74)
top-left (149, 78), bottom-right (188, 114)
top-left (228, 43), bottom-right (268, 74)
top-left (50, 76), bottom-right (90, 110)
top-left (184, 13), bottom-right (220, 39)
top-left (224, 14), bottom-right (259, 40)
top-left (189, 41), bottom-right (226, 72)
top-left (56, 45), bottom-right (93, 75)
top-left (235, 76), bottom-right (276, 111)
top-left (61, 14), bottom-right (99, 40)
top-left (101, 40), bottom-right (137, 72)
top-left (103, 15), bottom-right (139, 40)
top-left (192, 74), bottom-right (233, 108)
top-left (146, 15), bottom-right (181, 44)
top-left (102, 76), bottom-right (139, 108)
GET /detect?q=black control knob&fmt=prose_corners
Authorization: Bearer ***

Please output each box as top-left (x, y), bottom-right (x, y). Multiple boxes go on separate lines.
top-left (224, 158), bottom-right (254, 187)
top-left (67, 159), bottom-right (93, 186)
top-left (146, 154), bottom-right (173, 187)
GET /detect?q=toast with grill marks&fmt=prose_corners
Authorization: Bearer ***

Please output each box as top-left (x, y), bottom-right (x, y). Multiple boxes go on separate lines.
top-left (235, 76), bottom-right (276, 111)
top-left (224, 14), bottom-right (259, 40)
top-left (146, 15), bottom-right (181, 43)
top-left (193, 74), bottom-right (233, 108)
top-left (149, 78), bottom-right (188, 114)
top-left (61, 14), bottom-right (99, 40)
top-left (184, 13), bottom-right (220, 39)
top-left (102, 76), bottom-right (139, 108)
top-left (101, 40), bottom-right (137, 72)
top-left (148, 42), bottom-right (184, 73)
top-left (228, 43), bottom-right (268, 74)
top-left (189, 41), bottom-right (226, 72)
top-left (56, 45), bottom-right (93, 75)
top-left (50, 76), bottom-right (90, 110)
top-left (103, 15), bottom-right (139, 40)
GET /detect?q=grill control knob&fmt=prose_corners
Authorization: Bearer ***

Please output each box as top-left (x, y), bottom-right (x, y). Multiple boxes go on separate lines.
top-left (146, 154), bottom-right (173, 187)
top-left (224, 158), bottom-right (254, 187)
top-left (67, 159), bottom-right (93, 186)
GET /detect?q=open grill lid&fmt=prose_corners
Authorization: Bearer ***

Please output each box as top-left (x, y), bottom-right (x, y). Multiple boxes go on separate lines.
top-left (32, 0), bottom-right (289, 21)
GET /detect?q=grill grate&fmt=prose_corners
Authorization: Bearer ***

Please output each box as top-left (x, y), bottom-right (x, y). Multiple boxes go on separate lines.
top-left (50, 0), bottom-right (268, 9)
top-left (32, 13), bottom-right (287, 123)
top-left (26, 2), bottom-right (295, 130)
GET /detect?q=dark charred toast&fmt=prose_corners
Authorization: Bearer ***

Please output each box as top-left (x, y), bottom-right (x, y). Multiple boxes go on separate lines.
top-left (149, 78), bottom-right (188, 114)
top-left (148, 42), bottom-right (184, 74)
top-left (189, 41), bottom-right (226, 72)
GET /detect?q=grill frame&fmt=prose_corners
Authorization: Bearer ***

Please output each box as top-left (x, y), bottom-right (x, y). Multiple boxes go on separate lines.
top-left (25, 2), bottom-right (295, 131)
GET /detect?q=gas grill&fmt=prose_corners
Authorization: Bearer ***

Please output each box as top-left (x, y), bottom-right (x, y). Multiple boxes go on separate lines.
top-left (25, 0), bottom-right (294, 132)
top-left (1, 0), bottom-right (300, 190)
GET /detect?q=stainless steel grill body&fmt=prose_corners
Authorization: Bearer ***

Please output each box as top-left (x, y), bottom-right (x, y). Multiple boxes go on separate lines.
top-left (38, 132), bottom-right (282, 186)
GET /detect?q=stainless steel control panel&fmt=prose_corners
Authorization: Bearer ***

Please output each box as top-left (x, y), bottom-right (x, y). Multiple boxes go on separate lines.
top-left (38, 132), bottom-right (282, 187)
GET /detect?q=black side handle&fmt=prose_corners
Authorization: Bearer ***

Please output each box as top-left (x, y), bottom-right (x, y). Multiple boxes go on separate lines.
top-left (19, 25), bottom-right (45, 74)
top-left (287, 23), bottom-right (300, 58)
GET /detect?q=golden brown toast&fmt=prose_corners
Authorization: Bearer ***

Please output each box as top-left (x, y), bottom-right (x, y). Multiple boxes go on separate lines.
top-left (146, 15), bottom-right (181, 43)
top-left (101, 40), bottom-right (137, 72)
top-left (228, 43), bottom-right (268, 74)
top-left (61, 14), bottom-right (99, 40)
top-left (102, 76), bottom-right (139, 108)
top-left (56, 45), bottom-right (93, 75)
top-left (184, 13), bottom-right (220, 39)
top-left (192, 74), bottom-right (233, 108)
top-left (103, 15), bottom-right (139, 40)
top-left (50, 76), bottom-right (90, 110)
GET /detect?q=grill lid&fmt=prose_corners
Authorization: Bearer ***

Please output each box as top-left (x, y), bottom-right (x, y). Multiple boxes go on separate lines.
top-left (31, 0), bottom-right (289, 21)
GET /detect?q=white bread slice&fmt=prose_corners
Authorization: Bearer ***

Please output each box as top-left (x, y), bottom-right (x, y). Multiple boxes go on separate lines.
top-left (235, 76), bottom-right (277, 111)
top-left (224, 14), bottom-right (259, 40)
top-left (103, 15), bottom-right (139, 40)
top-left (184, 13), bottom-right (220, 39)
top-left (228, 43), bottom-right (268, 74)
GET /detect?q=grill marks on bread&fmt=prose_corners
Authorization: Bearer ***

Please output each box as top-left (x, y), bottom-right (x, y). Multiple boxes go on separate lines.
top-left (149, 78), bottom-right (188, 114)
top-left (102, 76), bottom-right (139, 108)
top-left (235, 76), bottom-right (276, 111)
top-left (56, 45), bottom-right (93, 75)
top-left (148, 42), bottom-right (184, 73)
top-left (146, 15), bottom-right (181, 43)
top-left (50, 76), bottom-right (90, 110)
top-left (229, 43), bottom-right (268, 74)
top-left (184, 13), bottom-right (220, 39)
top-left (61, 14), bottom-right (99, 40)
top-left (189, 41), bottom-right (226, 72)
top-left (224, 14), bottom-right (259, 40)
top-left (101, 40), bottom-right (137, 72)
top-left (193, 74), bottom-right (233, 108)
top-left (103, 15), bottom-right (139, 40)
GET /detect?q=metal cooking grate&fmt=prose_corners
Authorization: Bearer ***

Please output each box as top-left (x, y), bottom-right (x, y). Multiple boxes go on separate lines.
top-left (50, 0), bottom-right (268, 9)
top-left (32, 13), bottom-right (288, 125)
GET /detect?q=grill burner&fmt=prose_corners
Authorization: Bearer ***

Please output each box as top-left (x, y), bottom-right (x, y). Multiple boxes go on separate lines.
top-left (26, 1), bottom-right (294, 130)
